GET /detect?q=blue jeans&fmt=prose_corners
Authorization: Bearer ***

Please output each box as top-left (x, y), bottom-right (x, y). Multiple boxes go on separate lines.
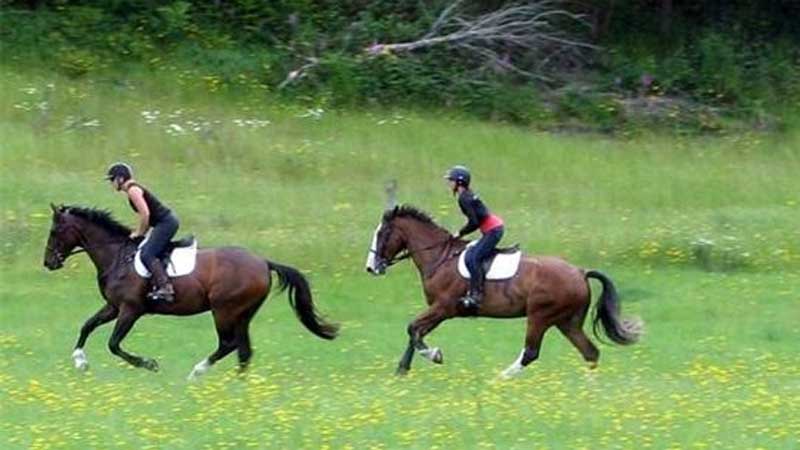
top-left (464, 226), bottom-right (504, 295)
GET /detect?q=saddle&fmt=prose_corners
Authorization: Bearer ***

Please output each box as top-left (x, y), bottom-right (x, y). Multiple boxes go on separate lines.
top-left (134, 235), bottom-right (198, 278)
top-left (458, 241), bottom-right (522, 280)
top-left (477, 244), bottom-right (521, 272)
top-left (131, 234), bottom-right (194, 252)
top-left (164, 235), bottom-right (196, 254)
top-left (493, 244), bottom-right (520, 255)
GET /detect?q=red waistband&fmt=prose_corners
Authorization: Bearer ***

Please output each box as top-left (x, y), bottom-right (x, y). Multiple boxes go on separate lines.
top-left (480, 214), bottom-right (504, 233)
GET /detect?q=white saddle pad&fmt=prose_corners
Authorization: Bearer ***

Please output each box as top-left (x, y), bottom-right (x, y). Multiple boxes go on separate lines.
top-left (134, 236), bottom-right (198, 278)
top-left (458, 241), bottom-right (522, 280)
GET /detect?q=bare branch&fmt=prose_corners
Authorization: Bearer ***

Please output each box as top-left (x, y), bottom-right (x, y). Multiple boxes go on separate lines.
top-left (423, 0), bottom-right (465, 39)
top-left (278, 57), bottom-right (319, 90)
top-left (365, 1), bottom-right (597, 82)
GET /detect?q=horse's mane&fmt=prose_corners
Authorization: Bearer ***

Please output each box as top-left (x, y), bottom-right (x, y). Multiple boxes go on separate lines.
top-left (383, 205), bottom-right (444, 230)
top-left (64, 205), bottom-right (132, 237)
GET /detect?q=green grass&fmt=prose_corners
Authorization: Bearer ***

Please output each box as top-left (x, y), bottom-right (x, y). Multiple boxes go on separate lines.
top-left (1, 67), bottom-right (799, 449)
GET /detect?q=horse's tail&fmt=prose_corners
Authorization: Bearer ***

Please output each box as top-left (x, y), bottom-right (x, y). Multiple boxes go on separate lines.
top-left (267, 260), bottom-right (339, 340)
top-left (585, 270), bottom-right (642, 345)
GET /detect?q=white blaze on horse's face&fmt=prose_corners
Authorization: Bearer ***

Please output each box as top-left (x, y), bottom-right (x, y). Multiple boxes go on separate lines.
top-left (365, 222), bottom-right (381, 274)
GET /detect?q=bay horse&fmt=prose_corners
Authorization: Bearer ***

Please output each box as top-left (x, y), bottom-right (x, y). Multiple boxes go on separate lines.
top-left (43, 204), bottom-right (338, 380)
top-left (365, 205), bottom-right (641, 378)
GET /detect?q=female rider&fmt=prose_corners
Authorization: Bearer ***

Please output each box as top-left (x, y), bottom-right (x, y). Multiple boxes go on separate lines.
top-left (106, 162), bottom-right (178, 302)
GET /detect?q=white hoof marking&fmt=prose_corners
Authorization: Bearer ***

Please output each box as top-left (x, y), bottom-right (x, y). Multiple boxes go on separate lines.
top-left (72, 348), bottom-right (89, 371)
top-left (187, 358), bottom-right (211, 381)
top-left (419, 347), bottom-right (442, 363)
top-left (500, 349), bottom-right (526, 379)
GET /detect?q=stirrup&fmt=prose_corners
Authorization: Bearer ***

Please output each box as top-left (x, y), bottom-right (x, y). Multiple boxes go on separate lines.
top-left (148, 285), bottom-right (175, 302)
top-left (459, 294), bottom-right (480, 310)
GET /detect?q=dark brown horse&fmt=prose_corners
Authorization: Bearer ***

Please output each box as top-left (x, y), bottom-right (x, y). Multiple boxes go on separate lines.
top-left (365, 205), bottom-right (641, 377)
top-left (43, 204), bottom-right (338, 379)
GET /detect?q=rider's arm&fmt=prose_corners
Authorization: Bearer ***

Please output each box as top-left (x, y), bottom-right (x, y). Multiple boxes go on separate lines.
top-left (127, 186), bottom-right (150, 236)
top-left (457, 192), bottom-right (480, 237)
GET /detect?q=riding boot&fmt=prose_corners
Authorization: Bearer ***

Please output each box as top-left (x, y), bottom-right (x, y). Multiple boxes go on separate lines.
top-left (148, 260), bottom-right (175, 302)
top-left (460, 271), bottom-right (484, 311)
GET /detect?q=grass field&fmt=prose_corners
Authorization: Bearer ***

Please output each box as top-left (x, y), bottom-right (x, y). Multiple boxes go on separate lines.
top-left (1, 67), bottom-right (799, 449)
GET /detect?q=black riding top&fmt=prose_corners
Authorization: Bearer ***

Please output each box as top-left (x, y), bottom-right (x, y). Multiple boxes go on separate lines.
top-left (127, 182), bottom-right (172, 227)
top-left (457, 189), bottom-right (490, 236)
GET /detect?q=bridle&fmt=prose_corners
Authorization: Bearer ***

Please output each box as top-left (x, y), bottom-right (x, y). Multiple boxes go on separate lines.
top-left (371, 239), bottom-right (452, 268)
top-left (47, 221), bottom-right (130, 267)
top-left (370, 222), bottom-right (456, 270)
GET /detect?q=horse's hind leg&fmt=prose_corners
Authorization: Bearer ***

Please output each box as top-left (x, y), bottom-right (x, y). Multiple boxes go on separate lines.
top-left (236, 298), bottom-right (266, 372)
top-left (557, 313), bottom-right (600, 369)
top-left (501, 314), bottom-right (548, 379)
top-left (236, 330), bottom-right (252, 372)
top-left (107, 304), bottom-right (158, 371)
top-left (72, 304), bottom-right (118, 371)
top-left (188, 310), bottom-right (239, 380)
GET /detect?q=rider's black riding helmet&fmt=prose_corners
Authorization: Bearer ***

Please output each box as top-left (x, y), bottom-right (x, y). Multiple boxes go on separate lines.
top-left (444, 165), bottom-right (471, 188)
top-left (105, 162), bottom-right (133, 182)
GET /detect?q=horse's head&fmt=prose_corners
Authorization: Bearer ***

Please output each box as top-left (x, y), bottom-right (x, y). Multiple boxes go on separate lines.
top-left (366, 205), bottom-right (451, 276)
top-left (43, 204), bottom-right (82, 270)
top-left (365, 207), bottom-right (407, 276)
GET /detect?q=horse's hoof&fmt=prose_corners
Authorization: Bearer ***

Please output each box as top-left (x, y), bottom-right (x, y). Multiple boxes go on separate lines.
top-left (395, 367), bottom-right (410, 376)
top-left (72, 349), bottom-right (89, 372)
top-left (431, 348), bottom-right (444, 364)
top-left (500, 368), bottom-right (522, 379)
top-left (142, 359), bottom-right (160, 372)
top-left (187, 358), bottom-right (210, 381)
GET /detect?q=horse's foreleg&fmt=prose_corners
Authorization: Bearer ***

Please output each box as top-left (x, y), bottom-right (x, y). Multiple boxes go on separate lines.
top-left (413, 313), bottom-right (446, 364)
top-left (396, 337), bottom-right (416, 376)
top-left (107, 304), bottom-right (158, 371)
top-left (396, 305), bottom-right (448, 375)
top-left (72, 304), bottom-right (118, 371)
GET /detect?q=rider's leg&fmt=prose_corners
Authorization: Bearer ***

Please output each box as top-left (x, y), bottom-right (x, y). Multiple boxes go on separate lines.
top-left (462, 226), bottom-right (504, 307)
top-left (464, 248), bottom-right (482, 299)
top-left (140, 215), bottom-right (179, 301)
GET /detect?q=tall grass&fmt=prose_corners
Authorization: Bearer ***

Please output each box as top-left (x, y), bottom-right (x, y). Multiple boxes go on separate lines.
top-left (2, 66), bottom-right (799, 450)
top-left (2, 66), bottom-right (798, 276)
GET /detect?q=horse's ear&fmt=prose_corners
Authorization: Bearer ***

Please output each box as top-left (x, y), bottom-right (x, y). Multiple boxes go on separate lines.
top-left (392, 205), bottom-right (399, 213)
top-left (50, 203), bottom-right (58, 213)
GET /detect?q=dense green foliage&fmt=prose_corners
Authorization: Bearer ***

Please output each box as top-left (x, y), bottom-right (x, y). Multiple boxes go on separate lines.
top-left (2, 1), bottom-right (798, 129)
top-left (2, 67), bottom-right (799, 449)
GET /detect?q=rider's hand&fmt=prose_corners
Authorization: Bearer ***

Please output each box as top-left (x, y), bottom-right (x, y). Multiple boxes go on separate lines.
top-left (451, 232), bottom-right (461, 240)
top-left (129, 232), bottom-right (142, 239)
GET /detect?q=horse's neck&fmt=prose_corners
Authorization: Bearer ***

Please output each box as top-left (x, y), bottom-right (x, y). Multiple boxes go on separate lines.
top-left (78, 221), bottom-right (128, 273)
top-left (401, 219), bottom-right (451, 271)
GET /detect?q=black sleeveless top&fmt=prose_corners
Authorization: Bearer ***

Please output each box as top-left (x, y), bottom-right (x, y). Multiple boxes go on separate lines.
top-left (127, 182), bottom-right (172, 227)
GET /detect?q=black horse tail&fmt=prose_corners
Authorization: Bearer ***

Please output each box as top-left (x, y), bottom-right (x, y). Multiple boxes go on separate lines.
top-left (586, 270), bottom-right (642, 345)
top-left (267, 260), bottom-right (339, 340)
